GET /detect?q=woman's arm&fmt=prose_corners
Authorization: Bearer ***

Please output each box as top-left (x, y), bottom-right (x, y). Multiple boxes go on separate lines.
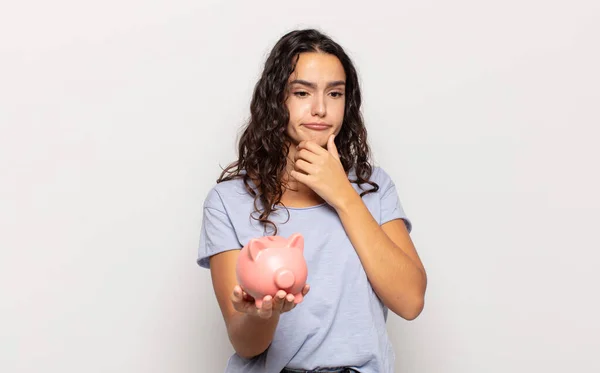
top-left (291, 136), bottom-right (427, 320)
top-left (334, 192), bottom-right (427, 320)
top-left (209, 250), bottom-right (280, 359)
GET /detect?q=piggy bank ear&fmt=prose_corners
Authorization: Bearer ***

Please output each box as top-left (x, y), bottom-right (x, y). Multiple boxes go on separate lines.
top-left (247, 238), bottom-right (267, 261)
top-left (287, 233), bottom-right (304, 252)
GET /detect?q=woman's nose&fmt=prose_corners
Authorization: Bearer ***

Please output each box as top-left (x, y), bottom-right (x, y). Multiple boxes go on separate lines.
top-left (311, 94), bottom-right (326, 117)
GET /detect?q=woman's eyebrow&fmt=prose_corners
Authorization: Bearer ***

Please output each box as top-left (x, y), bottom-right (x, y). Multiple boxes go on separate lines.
top-left (289, 79), bottom-right (346, 88)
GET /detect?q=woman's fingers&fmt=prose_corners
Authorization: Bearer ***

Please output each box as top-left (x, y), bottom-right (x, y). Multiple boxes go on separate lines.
top-left (231, 286), bottom-right (259, 315)
top-left (295, 148), bottom-right (320, 164)
top-left (280, 284), bottom-right (311, 313)
top-left (231, 285), bottom-right (244, 303)
top-left (231, 286), bottom-right (253, 314)
top-left (233, 285), bottom-right (311, 317)
top-left (280, 293), bottom-right (297, 313)
top-left (294, 159), bottom-right (317, 175)
top-left (273, 290), bottom-right (286, 313)
top-left (257, 296), bottom-right (273, 319)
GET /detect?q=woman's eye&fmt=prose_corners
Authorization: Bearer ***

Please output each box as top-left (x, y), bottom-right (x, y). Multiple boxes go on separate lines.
top-left (294, 91), bottom-right (309, 97)
top-left (330, 92), bottom-right (344, 98)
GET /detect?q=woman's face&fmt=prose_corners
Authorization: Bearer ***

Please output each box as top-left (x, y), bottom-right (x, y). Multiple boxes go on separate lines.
top-left (284, 52), bottom-right (346, 148)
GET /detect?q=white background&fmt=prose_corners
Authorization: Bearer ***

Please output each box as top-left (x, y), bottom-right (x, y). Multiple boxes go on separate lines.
top-left (1, 1), bottom-right (599, 372)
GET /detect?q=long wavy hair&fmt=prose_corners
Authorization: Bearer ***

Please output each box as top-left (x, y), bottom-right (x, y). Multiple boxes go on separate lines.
top-left (217, 29), bottom-right (379, 234)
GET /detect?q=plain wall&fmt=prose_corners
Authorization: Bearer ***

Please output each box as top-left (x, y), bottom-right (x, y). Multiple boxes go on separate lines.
top-left (1, 1), bottom-right (599, 372)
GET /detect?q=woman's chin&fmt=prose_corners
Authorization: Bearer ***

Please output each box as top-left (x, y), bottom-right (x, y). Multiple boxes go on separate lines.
top-left (302, 133), bottom-right (330, 146)
top-left (287, 131), bottom-right (330, 147)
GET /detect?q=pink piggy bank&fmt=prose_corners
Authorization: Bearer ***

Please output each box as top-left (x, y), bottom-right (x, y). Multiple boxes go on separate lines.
top-left (236, 233), bottom-right (308, 308)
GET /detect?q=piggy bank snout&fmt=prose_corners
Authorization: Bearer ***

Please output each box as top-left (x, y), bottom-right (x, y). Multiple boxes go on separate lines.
top-left (274, 268), bottom-right (295, 289)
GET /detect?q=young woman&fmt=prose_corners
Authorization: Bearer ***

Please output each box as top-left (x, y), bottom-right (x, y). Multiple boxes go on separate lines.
top-left (197, 29), bottom-right (427, 373)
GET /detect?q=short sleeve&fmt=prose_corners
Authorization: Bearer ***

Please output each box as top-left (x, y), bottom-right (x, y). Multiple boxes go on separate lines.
top-left (378, 169), bottom-right (413, 233)
top-left (196, 188), bottom-right (242, 269)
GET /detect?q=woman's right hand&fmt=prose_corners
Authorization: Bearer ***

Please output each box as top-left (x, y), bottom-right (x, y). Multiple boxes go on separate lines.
top-left (231, 284), bottom-right (310, 319)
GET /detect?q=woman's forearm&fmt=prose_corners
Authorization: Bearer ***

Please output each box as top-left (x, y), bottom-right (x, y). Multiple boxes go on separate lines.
top-left (227, 311), bottom-right (280, 359)
top-left (334, 191), bottom-right (427, 319)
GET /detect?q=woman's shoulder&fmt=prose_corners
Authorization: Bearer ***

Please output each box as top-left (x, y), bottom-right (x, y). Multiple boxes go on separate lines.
top-left (349, 165), bottom-right (396, 191)
top-left (203, 174), bottom-right (256, 212)
top-left (370, 165), bottom-right (394, 184)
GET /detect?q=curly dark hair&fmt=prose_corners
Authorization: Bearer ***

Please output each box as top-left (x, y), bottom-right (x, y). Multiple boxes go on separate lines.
top-left (217, 29), bottom-right (379, 234)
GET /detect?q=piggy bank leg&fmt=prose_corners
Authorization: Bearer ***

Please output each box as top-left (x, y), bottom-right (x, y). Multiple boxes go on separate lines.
top-left (254, 298), bottom-right (263, 308)
top-left (293, 293), bottom-right (304, 304)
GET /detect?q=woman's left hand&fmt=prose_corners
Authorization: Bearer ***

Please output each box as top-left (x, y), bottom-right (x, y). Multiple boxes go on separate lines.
top-left (290, 135), bottom-right (357, 210)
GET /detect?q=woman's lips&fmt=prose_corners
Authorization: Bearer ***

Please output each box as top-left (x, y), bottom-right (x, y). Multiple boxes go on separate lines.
top-left (303, 123), bottom-right (331, 131)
